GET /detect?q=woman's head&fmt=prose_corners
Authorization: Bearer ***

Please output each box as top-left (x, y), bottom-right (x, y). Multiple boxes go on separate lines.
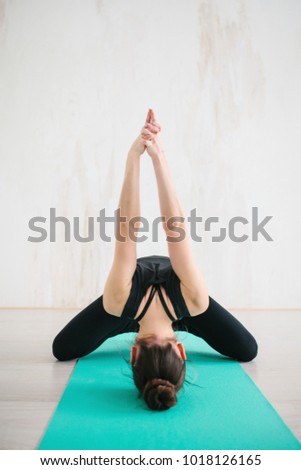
top-left (130, 334), bottom-right (186, 411)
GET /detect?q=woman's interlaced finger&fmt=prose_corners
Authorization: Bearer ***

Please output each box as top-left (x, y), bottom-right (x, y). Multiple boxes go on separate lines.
top-left (141, 128), bottom-right (155, 140)
top-left (142, 123), bottom-right (161, 134)
top-left (147, 122), bottom-right (161, 133)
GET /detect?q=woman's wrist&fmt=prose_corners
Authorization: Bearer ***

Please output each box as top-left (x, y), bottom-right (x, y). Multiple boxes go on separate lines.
top-left (151, 150), bottom-right (166, 166)
top-left (126, 151), bottom-right (143, 170)
top-left (127, 150), bottom-right (142, 160)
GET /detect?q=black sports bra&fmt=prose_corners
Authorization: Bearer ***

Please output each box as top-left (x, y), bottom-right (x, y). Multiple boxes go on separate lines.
top-left (120, 255), bottom-right (191, 321)
top-left (135, 283), bottom-right (175, 322)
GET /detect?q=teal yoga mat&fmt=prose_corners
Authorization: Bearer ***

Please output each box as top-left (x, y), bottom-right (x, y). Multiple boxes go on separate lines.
top-left (39, 332), bottom-right (301, 450)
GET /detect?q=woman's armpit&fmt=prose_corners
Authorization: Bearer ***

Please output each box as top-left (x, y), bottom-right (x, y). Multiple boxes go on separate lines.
top-left (179, 281), bottom-right (210, 317)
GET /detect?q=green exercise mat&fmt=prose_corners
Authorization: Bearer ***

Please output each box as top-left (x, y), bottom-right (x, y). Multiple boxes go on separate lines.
top-left (38, 332), bottom-right (301, 450)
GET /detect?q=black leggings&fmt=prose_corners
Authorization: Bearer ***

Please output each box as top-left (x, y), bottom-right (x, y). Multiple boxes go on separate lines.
top-left (52, 296), bottom-right (258, 362)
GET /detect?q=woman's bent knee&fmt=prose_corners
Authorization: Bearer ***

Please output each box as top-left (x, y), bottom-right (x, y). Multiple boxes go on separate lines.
top-left (238, 338), bottom-right (258, 362)
top-left (52, 335), bottom-right (72, 361)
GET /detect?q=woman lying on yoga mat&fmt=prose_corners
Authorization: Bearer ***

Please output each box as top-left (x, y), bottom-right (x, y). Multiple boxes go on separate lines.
top-left (53, 109), bottom-right (258, 411)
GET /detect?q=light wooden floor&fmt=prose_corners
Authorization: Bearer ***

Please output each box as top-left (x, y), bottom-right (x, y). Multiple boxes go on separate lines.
top-left (0, 309), bottom-right (300, 449)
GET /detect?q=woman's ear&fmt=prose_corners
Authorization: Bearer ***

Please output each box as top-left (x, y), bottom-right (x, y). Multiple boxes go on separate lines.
top-left (130, 346), bottom-right (138, 365)
top-left (177, 342), bottom-right (187, 361)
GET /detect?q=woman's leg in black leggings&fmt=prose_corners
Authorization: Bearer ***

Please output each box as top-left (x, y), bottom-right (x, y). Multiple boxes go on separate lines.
top-left (52, 295), bottom-right (139, 361)
top-left (179, 296), bottom-right (258, 362)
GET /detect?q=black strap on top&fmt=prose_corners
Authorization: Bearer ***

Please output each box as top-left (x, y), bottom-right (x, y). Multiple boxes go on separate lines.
top-left (135, 285), bottom-right (157, 322)
top-left (135, 284), bottom-right (176, 323)
top-left (156, 285), bottom-right (177, 322)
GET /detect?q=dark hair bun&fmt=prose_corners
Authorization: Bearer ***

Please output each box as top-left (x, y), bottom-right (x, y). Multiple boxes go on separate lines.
top-left (143, 378), bottom-right (177, 411)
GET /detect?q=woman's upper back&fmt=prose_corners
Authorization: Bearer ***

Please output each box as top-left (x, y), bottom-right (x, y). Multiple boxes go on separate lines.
top-left (104, 255), bottom-right (206, 320)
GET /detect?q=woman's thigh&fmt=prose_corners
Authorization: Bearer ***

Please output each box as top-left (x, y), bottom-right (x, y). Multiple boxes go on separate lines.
top-left (52, 295), bottom-right (139, 361)
top-left (180, 296), bottom-right (258, 362)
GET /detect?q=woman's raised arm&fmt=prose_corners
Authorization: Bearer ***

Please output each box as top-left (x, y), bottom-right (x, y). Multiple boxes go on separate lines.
top-left (142, 110), bottom-right (209, 315)
top-left (102, 113), bottom-right (149, 315)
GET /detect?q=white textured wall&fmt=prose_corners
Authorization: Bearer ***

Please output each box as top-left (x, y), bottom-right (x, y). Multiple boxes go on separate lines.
top-left (0, 0), bottom-right (300, 308)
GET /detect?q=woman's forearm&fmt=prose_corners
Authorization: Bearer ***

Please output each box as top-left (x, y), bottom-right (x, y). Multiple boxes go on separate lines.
top-left (151, 152), bottom-right (186, 234)
top-left (116, 152), bottom-right (141, 240)
top-left (141, 109), bottom-right (185, 229)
